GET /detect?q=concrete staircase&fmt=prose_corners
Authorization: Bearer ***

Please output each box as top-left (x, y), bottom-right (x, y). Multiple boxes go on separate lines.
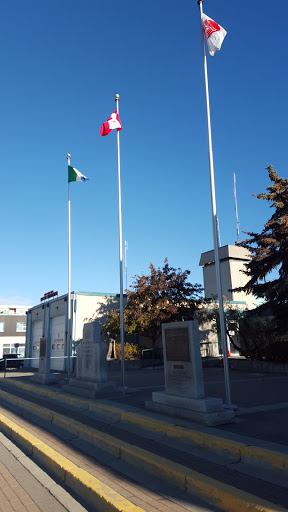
top-left (0, 377), bottom-right (287, 512)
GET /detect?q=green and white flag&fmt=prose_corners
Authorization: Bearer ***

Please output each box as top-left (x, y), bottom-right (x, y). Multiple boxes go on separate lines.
top-left (68, 165), bottom-right (89, 183)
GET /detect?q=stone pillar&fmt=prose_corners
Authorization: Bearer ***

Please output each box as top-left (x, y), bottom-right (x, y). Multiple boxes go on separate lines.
top-left (146, 320), bottom-right (235, 426)
top-left (32, 304), bottom-right (56, 384)
top-left (65, 321), bottom-right (116, 398)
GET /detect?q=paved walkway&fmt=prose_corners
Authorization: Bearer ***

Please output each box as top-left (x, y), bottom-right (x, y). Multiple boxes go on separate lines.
top-left (0, 432), bottom-right (87, 512)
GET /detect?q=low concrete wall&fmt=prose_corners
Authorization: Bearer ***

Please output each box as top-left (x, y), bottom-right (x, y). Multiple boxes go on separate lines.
top-left (107, 356), bottom-right (222, 371)
top-left (229, 357), bottom-right (288, 374)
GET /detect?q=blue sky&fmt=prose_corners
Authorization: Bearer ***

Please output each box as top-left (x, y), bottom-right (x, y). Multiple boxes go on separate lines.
top-left (1, 0), bottom-right (287, 306)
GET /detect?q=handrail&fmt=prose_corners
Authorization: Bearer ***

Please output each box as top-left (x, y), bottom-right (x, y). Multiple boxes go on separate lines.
top-left (0, 355), bottom-right (77, 378)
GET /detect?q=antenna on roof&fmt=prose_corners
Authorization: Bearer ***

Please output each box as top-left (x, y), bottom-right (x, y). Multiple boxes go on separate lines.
top-left (233, 173), bottom-right (240, 242)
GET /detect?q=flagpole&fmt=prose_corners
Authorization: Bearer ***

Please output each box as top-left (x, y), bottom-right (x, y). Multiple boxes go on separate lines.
top-left (115, 94), bottom-right (125, 391)
top-left (125, 240), bottom-right (128, 292)
top-left (67, 153), bottom-right (71, 379)
top-left (198, 0), bottom-right (232, 407)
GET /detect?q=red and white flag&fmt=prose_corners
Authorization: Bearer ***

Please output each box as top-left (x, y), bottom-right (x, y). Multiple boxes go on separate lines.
top-left (201, 13), bottom-right (227, 56)
top-left (100, 110), bottom-right (122, 136)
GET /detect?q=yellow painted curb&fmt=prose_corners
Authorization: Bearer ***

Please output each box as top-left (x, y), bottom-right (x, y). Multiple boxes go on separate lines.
top-left (121, 410), bottom-right (244, 456)
top-left (0, 392), bottom-right (287, 512)
top-left (1, 380), bottom-right (288, 472)
top-left (186, 471), bottom-right (287, 512)
top-left (241, 445), bottom-right (288, 471)
top-left (0, 412), bottom-right (144, 512)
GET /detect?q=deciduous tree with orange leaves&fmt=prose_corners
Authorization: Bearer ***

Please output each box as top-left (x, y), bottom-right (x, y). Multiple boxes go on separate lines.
top-left (103, 259), bottom-right (203, 347)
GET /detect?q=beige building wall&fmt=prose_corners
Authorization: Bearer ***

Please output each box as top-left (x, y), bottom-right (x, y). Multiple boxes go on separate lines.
top-left (199, 245), bottom-right (255, 310)
top-left (74, 293), bottom-right (122, 342)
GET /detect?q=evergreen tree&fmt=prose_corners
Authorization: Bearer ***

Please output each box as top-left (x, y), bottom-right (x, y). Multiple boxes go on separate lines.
top-left (236, 165), bottom-right (288, 331)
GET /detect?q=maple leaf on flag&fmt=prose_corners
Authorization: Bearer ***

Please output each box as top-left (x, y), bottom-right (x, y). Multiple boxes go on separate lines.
top-left (202, 13), bottom-right (227, 56)
top-left (100, 110), bottom-right (122, 136)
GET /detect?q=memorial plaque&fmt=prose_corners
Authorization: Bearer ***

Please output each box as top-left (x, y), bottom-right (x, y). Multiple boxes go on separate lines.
top-left (76, 321), bottom-right (109, 383)
top-left (40, 337), bottom-right (46, 358)
top-left (147, 320), bottom-right (235, 424)
top-left (165, 327), bottom-right (190, 362)
top-left (161, 321), bottom-right (205, 398)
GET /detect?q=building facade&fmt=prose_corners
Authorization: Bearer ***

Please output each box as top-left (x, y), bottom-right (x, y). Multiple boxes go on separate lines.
top-left (199, 245), bottom-right (254, 310)
top-left (26, 292), bottom-right (121, 371)
top-left (199, 245), bottom-right (255, 356)
top-left (0, 305), bottom-right (29, 358)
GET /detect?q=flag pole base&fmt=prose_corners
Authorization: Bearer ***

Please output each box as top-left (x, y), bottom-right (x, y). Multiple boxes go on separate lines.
top-left (223, 403), bottom-right (238, 411)
top-left (117, 386), bottom-right (129, 395)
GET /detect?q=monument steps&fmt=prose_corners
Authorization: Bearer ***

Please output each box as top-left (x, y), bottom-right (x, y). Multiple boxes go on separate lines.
top-left (146, 395), bottom-right (234, 426)
top-left (0, 380), bottom-right (287, 512)
top-left (0, 389), bottom-right (223, 512)
top-left (155, 322), bottom-right (236, 427)
top-left (61, 380), bottom-right (121, 400)
top-left (1, 378), bottom-right (288, 476)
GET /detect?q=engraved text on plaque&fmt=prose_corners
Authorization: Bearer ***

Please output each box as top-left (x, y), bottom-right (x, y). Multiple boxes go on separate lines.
top-left (165, 327), bottom-right (190, 362)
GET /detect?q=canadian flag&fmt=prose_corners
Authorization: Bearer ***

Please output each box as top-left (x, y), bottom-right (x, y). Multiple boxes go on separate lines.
top-left (100, 110), bottom-right (122, 136)
top-left (201, 13), bottom-right (227, 56)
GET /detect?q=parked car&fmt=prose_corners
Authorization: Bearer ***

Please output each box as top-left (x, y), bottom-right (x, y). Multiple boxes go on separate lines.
top-left (0, 354), bottom-right (24, 369)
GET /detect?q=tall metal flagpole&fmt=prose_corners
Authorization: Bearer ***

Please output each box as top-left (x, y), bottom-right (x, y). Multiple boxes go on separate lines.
top-left (115, 94), bottom-right (125, 390)
top-left (198, 0), bottom-right (232, 407)
top-left (67, 153), bottom-right (71, 379)
top-left (125, 241), bottom-right (128, 292)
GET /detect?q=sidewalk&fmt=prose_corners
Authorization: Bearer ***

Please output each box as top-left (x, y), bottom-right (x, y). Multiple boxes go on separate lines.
top-left (0, 432), bottom-right (87, 512)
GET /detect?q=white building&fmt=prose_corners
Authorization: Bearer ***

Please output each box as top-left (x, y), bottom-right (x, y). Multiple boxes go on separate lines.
top-left (26, 292), bottom-right (120, 371)
top-left (199, 245), bottom-right (254, 310)
top-left (0, 305), bottom-right (29, 357)
top-left (198, 245), bottom-right (256, 357)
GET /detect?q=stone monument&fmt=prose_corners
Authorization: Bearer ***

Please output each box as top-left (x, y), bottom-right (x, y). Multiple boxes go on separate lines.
top-left (65, 321), bottom-right (116, 398)
top-left (146, 321), bottom-right (235, 426)
top-left (32, 336), bottom-right (57, 384)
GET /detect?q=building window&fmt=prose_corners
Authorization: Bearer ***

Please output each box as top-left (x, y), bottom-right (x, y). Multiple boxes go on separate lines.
top-left (18, 345), bottom-right (25, 356)
top-left (16, 322), bottom-right (26, 332)
top-left (0, 322), bottom-right (4, 332)
top-left (2, 343), bottom-right (25, 356)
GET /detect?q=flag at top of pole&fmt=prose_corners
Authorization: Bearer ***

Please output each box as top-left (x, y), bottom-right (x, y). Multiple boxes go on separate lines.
top-left (201, 12), bottom-right (227, 56)
top-left (68, 165), bottom-right (89, 183)
top-left (197, 1), bottom-right (233, 409)
top-left (100, 94), bottom-right (126, 392)
top-left (100, 110), bottom-right (122, 136)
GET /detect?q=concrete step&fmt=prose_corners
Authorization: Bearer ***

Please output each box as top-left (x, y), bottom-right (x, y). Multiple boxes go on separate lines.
top-left (0, 399), bottom-right (222, 512)
top-left (61, 383), bottom-right (98, 398)
top-left (1, 377), bottom-right (288, 485)
top-left (61, 377), bottom-right (121, 399)
top-left (0, 380), bottom-right (287, 511)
